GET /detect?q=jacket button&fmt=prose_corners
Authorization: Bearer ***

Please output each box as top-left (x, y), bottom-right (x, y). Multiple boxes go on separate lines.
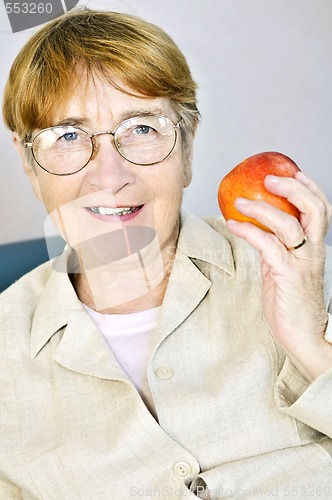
top-left (155, 365), bottom-right (174, 380)
top-left (174, 461), bottom-right (191, 479)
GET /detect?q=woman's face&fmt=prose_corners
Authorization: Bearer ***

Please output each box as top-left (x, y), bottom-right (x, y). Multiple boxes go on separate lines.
top-left (19, 75), bottom-right (192, 264)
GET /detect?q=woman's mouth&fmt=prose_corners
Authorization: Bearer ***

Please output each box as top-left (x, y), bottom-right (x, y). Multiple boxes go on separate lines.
top-left (85, 205), bottom-right (144, 220)
top-left (89, 206), bottom-right (142, 216)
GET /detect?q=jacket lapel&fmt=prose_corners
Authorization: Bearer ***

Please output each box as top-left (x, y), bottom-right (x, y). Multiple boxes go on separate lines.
top-left (157, 249), bottom-right (211, 344)
top-left (53, 309), bottom-right (129, 381)
top-left (30, 267), bottom-right (130, 382)
top-left (156, 210), bottom-right (235, 344)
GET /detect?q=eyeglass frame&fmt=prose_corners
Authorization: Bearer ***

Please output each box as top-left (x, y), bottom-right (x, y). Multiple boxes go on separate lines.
top-left (23, 115), bottom-right (182, 176)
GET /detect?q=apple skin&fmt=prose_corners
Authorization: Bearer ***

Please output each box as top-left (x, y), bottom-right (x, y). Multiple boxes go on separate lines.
top-left (218, 152), bottom-right (301, 231)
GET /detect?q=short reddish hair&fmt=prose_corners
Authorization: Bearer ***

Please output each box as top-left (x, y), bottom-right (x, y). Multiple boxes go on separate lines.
top-left (3, 8), bottom-right (199, 156)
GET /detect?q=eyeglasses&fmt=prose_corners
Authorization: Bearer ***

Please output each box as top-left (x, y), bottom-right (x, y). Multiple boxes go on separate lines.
top-left (24, 115), bottom-right (181, 176)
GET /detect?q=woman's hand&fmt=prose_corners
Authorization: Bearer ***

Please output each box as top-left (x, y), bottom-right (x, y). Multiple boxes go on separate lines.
top-left (226, 170), bottom-right (332, 381)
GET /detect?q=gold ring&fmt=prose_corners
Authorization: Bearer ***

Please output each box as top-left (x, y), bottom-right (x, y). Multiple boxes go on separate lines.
top-left (287, 235), bottom-right (307, 251)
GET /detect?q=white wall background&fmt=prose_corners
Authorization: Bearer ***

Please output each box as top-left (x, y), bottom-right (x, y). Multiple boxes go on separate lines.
top-left (1, 0), bottom-right (331, 244)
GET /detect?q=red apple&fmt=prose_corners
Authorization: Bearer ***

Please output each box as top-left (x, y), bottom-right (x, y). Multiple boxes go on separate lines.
top-left (218, 151), bottom-right (301, 231)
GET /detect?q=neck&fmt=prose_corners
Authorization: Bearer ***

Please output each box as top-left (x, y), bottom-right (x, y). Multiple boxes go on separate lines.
top-left (71, 244), bottom-right (176, 314)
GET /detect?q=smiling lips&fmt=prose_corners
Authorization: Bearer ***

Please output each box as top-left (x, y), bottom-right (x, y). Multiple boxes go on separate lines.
top-left (87, 205), bottom-right (143, 216)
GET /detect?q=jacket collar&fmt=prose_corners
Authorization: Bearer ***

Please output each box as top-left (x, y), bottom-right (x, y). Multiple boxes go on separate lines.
top-left (30, 268), bottom-right (83, 358)
top-left (30, 210), bottom-right (235, 366)
top-left (177, 209), bottom-right (235, 275)
top-left (29, 269), bottom-right (129, 379)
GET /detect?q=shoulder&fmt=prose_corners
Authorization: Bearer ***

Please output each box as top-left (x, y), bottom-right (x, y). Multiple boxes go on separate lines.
top-left (178, 211), bottom-right (260, 277)
top-left (0, 262), bottom-right (54, 343)
top-left (0, 260), bottom-right (53, 306)
top-left (180, 210), bottom-right (242, 245)
top-left (202, 214), bottom-right (239, 240)
top-left (181, 210), bottom-right (258, 255)
top-left (184, 211), bottom-right (255, 251)
top-left (0, 263), bottom-right (54, 400)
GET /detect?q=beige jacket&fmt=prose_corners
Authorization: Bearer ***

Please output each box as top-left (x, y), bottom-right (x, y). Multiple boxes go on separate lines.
top-left (1, 211), bottom-right (332, 500)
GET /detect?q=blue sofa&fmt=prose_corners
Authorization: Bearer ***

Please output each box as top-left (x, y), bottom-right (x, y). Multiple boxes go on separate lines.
top-left (0, 237), bottom-right (65, 293)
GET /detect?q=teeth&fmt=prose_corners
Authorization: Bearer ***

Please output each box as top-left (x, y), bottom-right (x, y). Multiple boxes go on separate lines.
top-left (90, 206), bottom-right (137, 216)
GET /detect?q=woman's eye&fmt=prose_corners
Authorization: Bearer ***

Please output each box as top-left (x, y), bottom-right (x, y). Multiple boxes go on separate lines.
top-left (133, 125), bottom-right (152, 135)
top-left (61, 132), bottom-right (78, 141)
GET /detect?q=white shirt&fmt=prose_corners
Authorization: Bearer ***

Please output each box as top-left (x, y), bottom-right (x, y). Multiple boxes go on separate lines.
top-left (84, 304), bottom-right (161, 416)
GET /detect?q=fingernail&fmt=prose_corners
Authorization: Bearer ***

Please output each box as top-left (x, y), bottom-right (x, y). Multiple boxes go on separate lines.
top-left (235, 197), bottom-right (249, 205)
top-left (296, 171), bottom-right (309, 182)
top-left (265, 175), bottom-right (280, 183)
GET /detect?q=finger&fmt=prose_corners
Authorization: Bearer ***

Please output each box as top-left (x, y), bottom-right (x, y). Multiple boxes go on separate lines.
top-left (226, 218), bottom-right (324, 279)
top-left (295, 171), bottom-right (332, 224)
top-left (234, 197), bottom-right (305, 250)
top-left (226, 218), bottom-right (288, 263)
top-left (286, 234), bottom-right (307, 252)
top-left (264, 175), bottom-right (331, 240)
top-left (264, 175), bottom-right (328, 217)
top-left (295, 171), bottom-right (332, 208)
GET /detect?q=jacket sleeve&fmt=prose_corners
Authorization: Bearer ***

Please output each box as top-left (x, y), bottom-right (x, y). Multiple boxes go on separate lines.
top-left (274, 358), bottom-right (332, 438)
top-left (0, 478), bottom-right (22, 499)
top-left (274, 245), bottom-right (332, 438)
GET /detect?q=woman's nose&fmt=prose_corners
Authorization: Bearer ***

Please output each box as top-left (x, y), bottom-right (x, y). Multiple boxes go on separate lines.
top-left (85, 133), bottom-right (135, 191)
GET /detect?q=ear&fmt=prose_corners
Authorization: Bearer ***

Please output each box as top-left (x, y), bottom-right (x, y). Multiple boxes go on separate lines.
top-left (183, 144), bottom-right (193, 188)
top-left (12, 132), bottom-right (43, 202)
top-left (183, 162), bottom-right (192, 188)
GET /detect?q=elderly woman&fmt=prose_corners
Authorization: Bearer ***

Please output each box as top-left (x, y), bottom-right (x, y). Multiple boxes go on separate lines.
top-left (1, 8), bottom-right (332, 500)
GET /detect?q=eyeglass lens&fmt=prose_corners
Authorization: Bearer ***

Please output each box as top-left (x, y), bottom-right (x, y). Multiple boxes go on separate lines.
top-left (31, 115), bottom-right (178, 175)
